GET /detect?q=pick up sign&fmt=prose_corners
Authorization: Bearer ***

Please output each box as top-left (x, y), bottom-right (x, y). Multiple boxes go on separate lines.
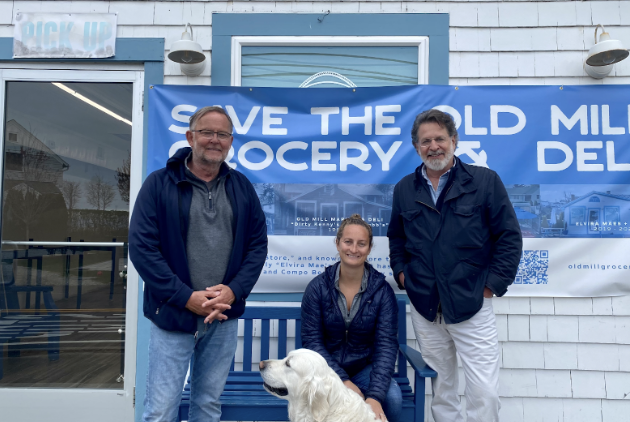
top-left (13, 13), bottom-right (117, 59)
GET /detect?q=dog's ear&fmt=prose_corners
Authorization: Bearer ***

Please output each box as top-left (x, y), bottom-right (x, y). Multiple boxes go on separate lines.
top-left (301, 373), bottom-right (333, 422)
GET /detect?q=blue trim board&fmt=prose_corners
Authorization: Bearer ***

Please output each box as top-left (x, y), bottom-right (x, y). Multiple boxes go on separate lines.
top-left (212, 13), bottom-right (449, 86)
top-left (0, 38), bottom-right (164, 62)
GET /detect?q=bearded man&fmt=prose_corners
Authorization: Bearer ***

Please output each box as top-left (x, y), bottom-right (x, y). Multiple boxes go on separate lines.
top-left (387, 109), bottom-right (522, 422)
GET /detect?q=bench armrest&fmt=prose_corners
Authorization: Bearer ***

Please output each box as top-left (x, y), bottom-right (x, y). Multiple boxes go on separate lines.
top-left (399, 345), bottom-right (437, 378)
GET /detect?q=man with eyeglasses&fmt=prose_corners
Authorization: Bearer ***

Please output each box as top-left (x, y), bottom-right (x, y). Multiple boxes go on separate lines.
top-left (130, 106), bottom-right (267, 422)
top-left (387, 109), bottom-right (522, 422)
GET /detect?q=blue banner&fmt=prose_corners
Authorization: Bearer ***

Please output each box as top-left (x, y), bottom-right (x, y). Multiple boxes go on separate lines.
top-left (148, 84), bottom-right (630, 296)
top-left (148, 85), bottom-right (630, 185)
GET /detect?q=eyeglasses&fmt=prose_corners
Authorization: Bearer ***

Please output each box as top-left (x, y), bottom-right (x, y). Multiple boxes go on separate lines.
top-left (419, 137), bottom-right (451, 148)
top-left (191, 130), bottom-right (232, 141)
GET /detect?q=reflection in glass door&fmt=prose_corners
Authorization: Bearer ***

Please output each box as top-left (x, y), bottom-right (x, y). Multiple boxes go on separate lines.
top-left (1, 81), bottom-right (132, 389)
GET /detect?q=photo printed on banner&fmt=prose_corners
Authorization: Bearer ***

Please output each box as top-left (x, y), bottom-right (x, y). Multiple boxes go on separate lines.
top-left (253, 183), bottom-right (393, 237)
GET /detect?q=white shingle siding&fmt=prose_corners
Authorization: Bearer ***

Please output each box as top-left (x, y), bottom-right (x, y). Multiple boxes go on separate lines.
top-left (1, 1), bottom-right (629, 421)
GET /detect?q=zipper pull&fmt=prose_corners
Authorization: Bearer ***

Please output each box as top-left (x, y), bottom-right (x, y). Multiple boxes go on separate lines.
top-left (155, 307), bottom-right (160, 315)
top-left (345, 330), bottom-right (348, 342)
top-left (194, 331), bottom-right (199, 340)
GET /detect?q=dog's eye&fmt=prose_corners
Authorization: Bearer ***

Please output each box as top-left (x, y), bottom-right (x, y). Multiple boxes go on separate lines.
top-left (285, 359), bottom-right (291, 368)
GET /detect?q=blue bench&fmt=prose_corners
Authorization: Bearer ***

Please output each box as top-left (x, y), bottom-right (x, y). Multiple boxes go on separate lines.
top-left (0, 264), bottom-right (60, 380)
top-left (179, 299), bottom-right (437, 422)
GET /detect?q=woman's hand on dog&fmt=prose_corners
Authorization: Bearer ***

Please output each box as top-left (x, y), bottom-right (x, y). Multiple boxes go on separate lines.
top-left (343, 380), bottom-right (364, 399)
top-left (365, 398), bottom-right (387, 422)
top-left (342, 381), bottom-right (387, 420)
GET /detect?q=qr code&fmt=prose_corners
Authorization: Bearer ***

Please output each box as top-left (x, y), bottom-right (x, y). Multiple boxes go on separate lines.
top-left (515, 250), bottom-right (549, 284)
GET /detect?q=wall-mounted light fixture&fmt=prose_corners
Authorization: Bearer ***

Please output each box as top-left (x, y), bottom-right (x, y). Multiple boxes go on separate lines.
top-left (168, 23), bottom-right (206, 77)
top-left (584, 24), bottom-right (629, 79)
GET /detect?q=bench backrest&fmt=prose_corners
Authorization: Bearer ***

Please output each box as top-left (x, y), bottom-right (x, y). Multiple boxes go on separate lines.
top-left (233, 299), bottom-right (407, 377)
top-left (235, 306), bottom-right (303, 371)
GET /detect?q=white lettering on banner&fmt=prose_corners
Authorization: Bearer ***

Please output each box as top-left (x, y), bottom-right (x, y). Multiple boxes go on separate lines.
top-left (277, 141), bottom-right (308, 171)
top-left (538, 141), bottom-right (574, 171)
top-left (169, 105), bottom-right (197, 134)
top-left (607, 141), bottom-right (630, 171)
top-left (311, 107), bottom-right (340, 135)
top-left (455, 142), bottom-right (489, 168)
top-left (312, 142), bottom-right (337, 171)
top-left (551, 105), bottom-right (588, 135)
top-left (432, 105), bottom-right (462, 129)
top-left (374, 105), bottom-right (401, 135)
top-left (591, 105), bottom-right (600, 136)
top-left (577, 141), bottom-right (604, 171)
top-left (238, 141), bottom-right (274, 170)
top-left (552, 104), bottom-right (627, 135)
top-left (465, 105), bottom-right (488, 135)
top-left (434, 105), bottom-right (525, 135)
top-left (262, 107), bottom-right (288, 135)
top-left (227, 106), bottom-right (260, 135)
top-left (602, 105), bottom-right (625, 135)
top-left (340, 142), bottom-right (371, 171)
top-left (491, 105), bottom-right (526, 135)
top-left (313, 105), bottom-right (401, 135)
top-left (225, 140), bottom-right (401, 172)
top-left (342, 107), bottom-right (372, 135)
top-left (538, 141), bottom-right (630, 171)
top-left (370, 141), bottom-right (402, 171)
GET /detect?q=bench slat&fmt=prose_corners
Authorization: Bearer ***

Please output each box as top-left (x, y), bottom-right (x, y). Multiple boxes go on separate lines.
top-left (243, 319), bottom-right (253, 371)
top-left (295, 319), bottom-right (302, 348)
top-left (278, 320), bottom-right (287, 359)
top-left (261, 319), bottom-right (270, 361)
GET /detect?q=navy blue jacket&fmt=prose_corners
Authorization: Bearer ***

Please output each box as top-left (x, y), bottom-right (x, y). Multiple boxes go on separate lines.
top-left (129, 147), bottom-right (267, 333)
top-left (388, 158), bottom-right (522, 324)
top-left (301, 262), bottom-right (398, 404)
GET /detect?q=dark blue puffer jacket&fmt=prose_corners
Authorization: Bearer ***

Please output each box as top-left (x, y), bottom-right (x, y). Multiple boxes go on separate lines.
top-left (301, 262), bottom-right (398, 404)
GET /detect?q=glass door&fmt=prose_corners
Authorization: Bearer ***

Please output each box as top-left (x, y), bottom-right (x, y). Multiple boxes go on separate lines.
top-left (0, 69), bottom-right (143, 421)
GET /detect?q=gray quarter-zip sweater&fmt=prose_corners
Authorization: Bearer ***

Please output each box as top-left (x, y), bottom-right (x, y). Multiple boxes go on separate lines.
top-left (185, 155), bottom-right (234, 291)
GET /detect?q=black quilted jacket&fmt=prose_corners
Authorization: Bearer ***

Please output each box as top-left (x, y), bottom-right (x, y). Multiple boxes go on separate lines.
top-left (301, 262), bottom-right (398, 404)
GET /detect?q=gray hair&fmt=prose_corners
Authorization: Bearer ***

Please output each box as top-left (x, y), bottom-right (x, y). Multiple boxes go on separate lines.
top-left (189, 106), bottom-right (234, 132)
top-left (411, 109), bottom-right (459, 147)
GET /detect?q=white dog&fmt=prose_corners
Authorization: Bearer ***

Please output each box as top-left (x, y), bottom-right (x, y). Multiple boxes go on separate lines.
top-left (260, 348), bottom-right (379, 422)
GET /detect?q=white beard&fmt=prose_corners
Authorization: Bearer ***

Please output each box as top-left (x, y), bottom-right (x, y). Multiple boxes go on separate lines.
top-left (423, 148), bottom-right (454, 172)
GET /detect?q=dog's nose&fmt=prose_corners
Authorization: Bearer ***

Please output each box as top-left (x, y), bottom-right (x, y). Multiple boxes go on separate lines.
top-left (259, 360), bottom-right (267, 370)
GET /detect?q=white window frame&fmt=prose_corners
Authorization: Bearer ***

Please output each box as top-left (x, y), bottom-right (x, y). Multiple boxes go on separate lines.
top-left (231, 36), bottom-right (429, 86)
top-left (0, 67), bottom-right (143, 422)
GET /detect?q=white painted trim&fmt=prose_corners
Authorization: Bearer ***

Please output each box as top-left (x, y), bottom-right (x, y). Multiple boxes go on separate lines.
top-left (0, 68), bottom-right (143, 422)
top-left (230, 36), bottom-right (429, 86)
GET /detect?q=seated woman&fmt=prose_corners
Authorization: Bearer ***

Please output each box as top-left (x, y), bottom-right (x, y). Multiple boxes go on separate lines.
top-left (301, 214), bottom-right (402, 422)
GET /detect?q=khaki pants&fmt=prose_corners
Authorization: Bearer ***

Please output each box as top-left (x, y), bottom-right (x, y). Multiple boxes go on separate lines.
top-left (410, 299), bottom-right (501, 422)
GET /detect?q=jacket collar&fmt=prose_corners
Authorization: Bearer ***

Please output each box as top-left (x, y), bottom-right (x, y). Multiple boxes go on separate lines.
top-left (166, 147), bottom-right (232, 184)
top-left (413, 157), bottom-right (477, 205)
top-left (323, 261), bottom-right (386, 297)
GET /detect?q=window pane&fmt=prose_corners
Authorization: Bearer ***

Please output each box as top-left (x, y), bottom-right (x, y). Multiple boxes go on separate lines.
top-left (242, 46), bottom-right (418, 87)
top-left (1, 81), bottom-right (132, 389)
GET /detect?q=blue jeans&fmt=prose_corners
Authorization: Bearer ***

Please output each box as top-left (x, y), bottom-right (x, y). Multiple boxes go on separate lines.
top-left (351, 364), bottom-right (403, 422)
top-left (142, 317), bottom-right (238, 422)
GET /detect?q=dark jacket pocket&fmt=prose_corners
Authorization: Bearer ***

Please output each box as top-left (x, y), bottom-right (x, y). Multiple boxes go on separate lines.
top-left (451, 204), bottom-right (485, 248)
top-left (401, 209), bottom-right (426, 247)
top-left (447, 260), bottom-right (485, 320)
